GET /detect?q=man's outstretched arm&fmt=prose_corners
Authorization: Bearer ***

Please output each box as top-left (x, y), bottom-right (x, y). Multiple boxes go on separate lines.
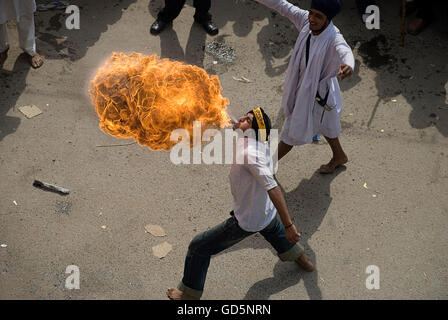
top-left (268, 186), bottom-right (301, 243)
top-left (254, 0), bottom-right (309, 31)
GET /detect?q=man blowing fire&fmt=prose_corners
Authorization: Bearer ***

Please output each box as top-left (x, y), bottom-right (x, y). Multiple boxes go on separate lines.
top-left (167, 107), bottom-right (314, 300)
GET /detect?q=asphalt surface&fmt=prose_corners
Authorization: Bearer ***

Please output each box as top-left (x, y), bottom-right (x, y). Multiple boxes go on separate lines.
top-left (0, 0), bottom-right (447, 299)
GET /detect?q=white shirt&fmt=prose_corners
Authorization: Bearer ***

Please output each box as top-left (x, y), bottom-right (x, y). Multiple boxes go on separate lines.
top-left (0, 0), bottom-right (36, 24)
top-left (229, 138), bottom-right (278, 232)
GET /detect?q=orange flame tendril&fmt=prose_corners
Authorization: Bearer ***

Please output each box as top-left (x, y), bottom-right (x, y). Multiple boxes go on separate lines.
top-left (89, 52), bottom-right (231, 151)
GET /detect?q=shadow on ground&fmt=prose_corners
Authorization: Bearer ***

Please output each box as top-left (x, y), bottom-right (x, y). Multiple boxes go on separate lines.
top-left (34, 0), bottom-right (138, 61)
top-left (209, 167), bottom-right (346, 300)
top-left (0, 53), bottom-right (31, 141)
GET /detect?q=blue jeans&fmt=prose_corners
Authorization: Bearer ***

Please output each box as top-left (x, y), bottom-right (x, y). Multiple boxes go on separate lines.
top-left (178, 215), bottom-right (304, 298)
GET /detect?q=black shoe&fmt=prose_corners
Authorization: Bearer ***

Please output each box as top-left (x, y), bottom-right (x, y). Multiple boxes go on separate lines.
top-left (196, 19), bottom-right (218, 36)
top-left (150, 19), bottom-right (169, 35)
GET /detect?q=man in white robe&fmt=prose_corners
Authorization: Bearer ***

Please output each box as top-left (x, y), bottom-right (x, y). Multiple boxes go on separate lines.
top-left (256, 0), bottom-right (354, 174)
top-left (0, 0), bottom-right (44, 68)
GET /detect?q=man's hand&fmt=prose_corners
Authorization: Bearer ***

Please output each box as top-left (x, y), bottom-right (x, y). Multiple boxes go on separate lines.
top-left (337, 64), bottom-right (353, 80)
top-left (285, 224), bottom-right (301, 243)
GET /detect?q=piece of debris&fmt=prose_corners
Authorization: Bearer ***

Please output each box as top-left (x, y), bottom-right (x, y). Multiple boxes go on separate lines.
top-left (213, 61), bottom-right (218, 65)
top-left (391, 99), bottom-right (397, 102)
top-left (18, 105), bottom-right (42, 119)
top-left (205, 41), bottom-right (236, 63)
top-left (13, 200), bottom-right (18, 206)
top-left (33, 180), bottom-right (70, 195)
top-left (438, 106), bottom-right (448, 110)
top-left (152, 242), bottom-right (172, 259)
top-left (363, 183), bottom-right (368, 189)
top-left (101, 225), bottom-right (107, 230)
top-left (380, 129), bottom-right (384, 133)
top-left (232, 76), bottom-right (252, 83)
top-left (372, 194), bottom-right (377, 198)
top-left (1, 244), bottom-right (7, 248)
top-left (145, 224), bottom-right (166, 237)
top-left (96, 141), bottom-right (137, 148)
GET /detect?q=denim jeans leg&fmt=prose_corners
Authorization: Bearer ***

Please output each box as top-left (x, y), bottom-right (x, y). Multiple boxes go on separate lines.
top-left (179, 217), bottom-right (253, 298)
top-left (259, 217), bottom-right (304, 262)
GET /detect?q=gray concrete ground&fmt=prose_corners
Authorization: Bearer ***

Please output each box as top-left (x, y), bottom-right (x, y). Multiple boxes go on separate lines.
top-left (1, 0), bottom-right (447, 299)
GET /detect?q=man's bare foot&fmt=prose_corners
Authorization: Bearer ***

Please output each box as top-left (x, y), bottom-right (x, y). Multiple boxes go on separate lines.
top-left (318, 155), bottom-right (348, 174)
top-left (295, 253), bottom-right (314, 272)
top-left (0, 46), bottom-right (9, 65)
top-left (166, 288), bottom-right (200, 300)
top-left (28, 53), bottom-right (44, 69)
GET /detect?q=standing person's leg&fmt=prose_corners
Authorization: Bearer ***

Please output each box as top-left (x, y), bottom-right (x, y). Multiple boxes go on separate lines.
top-left (318, 136), bottom-right (348, 174)
top-left (408, 0), bottom-right (434, 35)
top-left (259, 217), bottom-right (314, 271)
top-left (17, 15), bottom-right (43, 68)
top-left (0, 23), bottom-right (9, 64)
top-left (157, 0), bottom-right (187, 22)
top-left (192, 0), bottom-right (218, 35)
top-left (167, 216), bottom-right (253, 300)
top-left (193, 0), bottom-right (211, 22)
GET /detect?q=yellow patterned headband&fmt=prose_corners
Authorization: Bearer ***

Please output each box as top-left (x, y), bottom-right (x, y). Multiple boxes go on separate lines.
top-left (252, 107), bottom-right (267, 141)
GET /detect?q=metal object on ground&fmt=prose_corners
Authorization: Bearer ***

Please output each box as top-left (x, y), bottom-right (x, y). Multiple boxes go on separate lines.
top-left (33, 180), bottom-right (70, 195)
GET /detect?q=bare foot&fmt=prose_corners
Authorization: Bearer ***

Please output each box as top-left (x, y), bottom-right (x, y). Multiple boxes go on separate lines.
top-left (166, 288), bottom-right (200, 300)
top-left (407, 18), bottom-right (430, 36)
top-left (295, 253), bottom-right (314, 272)
top-left (28, 53), bottom-right (44, 69)
top-left (0, 46), bottom-right (9, 65)
top-left (319, 155), bottom-right (348, 174)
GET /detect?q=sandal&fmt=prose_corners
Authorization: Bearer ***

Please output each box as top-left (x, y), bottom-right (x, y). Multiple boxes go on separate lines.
top-left (318, 157), bottom-right (348, 174)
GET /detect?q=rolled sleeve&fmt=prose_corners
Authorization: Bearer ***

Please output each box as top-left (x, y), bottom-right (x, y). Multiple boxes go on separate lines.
top-left (246, 161), bottom-right (278, 192)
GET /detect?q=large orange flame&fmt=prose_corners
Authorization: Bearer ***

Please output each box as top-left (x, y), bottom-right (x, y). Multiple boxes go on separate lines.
top-left (89, 52), bottom-right (231, 151)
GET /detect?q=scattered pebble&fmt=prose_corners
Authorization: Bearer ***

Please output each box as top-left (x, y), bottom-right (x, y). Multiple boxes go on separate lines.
top-left (205, 41), bottom-right (236, 63)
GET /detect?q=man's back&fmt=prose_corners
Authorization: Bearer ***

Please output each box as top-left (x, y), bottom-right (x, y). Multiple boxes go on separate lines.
top-left (229, 139), bottom-right (278, 232)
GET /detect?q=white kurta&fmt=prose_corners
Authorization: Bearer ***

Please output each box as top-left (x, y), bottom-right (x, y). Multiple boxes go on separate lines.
top-left (0, 0), bottom-right (36, 55)
top-left (256, 0), bottom-right (355, 145)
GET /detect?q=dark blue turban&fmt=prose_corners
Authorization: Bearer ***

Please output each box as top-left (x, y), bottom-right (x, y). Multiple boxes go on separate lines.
top-left (311, 0), bottom-right (341, 20)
